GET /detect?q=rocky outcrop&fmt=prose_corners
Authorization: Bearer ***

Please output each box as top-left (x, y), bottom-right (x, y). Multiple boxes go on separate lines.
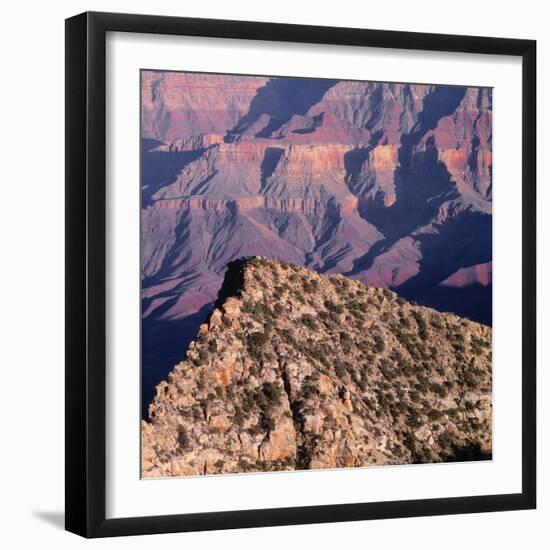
top-left (142, 258), bottom-right (492, 478)
top-left (440, 262), bottom-right (492, 288)
top-left (412, 87), bottom-right (492, 202)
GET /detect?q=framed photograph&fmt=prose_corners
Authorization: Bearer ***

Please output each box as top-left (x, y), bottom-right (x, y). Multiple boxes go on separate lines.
top-left (65, 11), bottom-right (536, 537)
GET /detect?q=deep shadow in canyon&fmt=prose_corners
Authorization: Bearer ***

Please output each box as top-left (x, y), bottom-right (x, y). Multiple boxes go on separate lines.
top-left (141, 304), bottom-right (212, 418)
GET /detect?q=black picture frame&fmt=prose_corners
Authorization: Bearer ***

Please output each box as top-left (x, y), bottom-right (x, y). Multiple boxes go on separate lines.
top-left (65, 11), bottom-right (536, 538)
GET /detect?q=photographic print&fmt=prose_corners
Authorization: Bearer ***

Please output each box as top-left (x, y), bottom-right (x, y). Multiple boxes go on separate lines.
top-left (140, 70), bottom-right (493, 478)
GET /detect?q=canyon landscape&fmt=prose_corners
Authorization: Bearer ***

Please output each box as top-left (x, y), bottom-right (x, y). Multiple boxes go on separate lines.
top-left (140, 71), bottom-right (492, 476)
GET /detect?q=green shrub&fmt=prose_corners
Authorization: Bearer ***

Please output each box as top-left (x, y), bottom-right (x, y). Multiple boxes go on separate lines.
top-left (373, 335), bottom-right (386, 354)
top-left (238, 459), bottom-right (251, 471)
top-left (415, 376), bottom-right (430, 393)
top-left (208, 339), bottom-right (217, 353)
top-left (301, 314), bottom-right (318, 329)
top-left (409, 390), bottom-right (421, 402)
top-left (406, 411), bottom-right (422, 429)
top-left (412, 311), bottom-right (428, 339)
top-left (428, 409), bottom-right (444, 421)
top-left (438, 430), bottom-right (454, 448)
top-left (334, 362), bottom-right (347, 378)
top-left (302, 383), bottom-right (319, 399)
top-left (392, 443), bottom-right (404, 456)
top-left (177, 425), bottom-right (191, 450)
top-left (463, 371), bottom-right (480, 389)
top-left (324, 300), bottom-right (344, 314)
top-left (430, 316), bottom-right (443, 329)
top-left (242, 390), bottom-right (256, 412)
top-left (305, 345), bottom-right (330, 367)
top-left (339, 331), bottom-right (353, 353)
top-left (260, 413), bottom-right (276, 432)
top-left (248, 331), bottom-right (269, 360)
top-left (471, 335), bottom-right (490, 355)
top-left (399, 314), bottom-right (411, 329)
top-left (403, 432), bottom-right (417, 453)
top-left (234, 407), bottom-right (245, 426)
top-left (262, 382), bottom-right (282, 405)
top-left (429, 383), bottom-right (447, 398)
top-left (302, 279), bottom-right (320, 293)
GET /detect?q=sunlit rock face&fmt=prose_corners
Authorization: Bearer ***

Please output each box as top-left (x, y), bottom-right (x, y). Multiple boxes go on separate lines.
top-left (140, 71), bottom-right (492, 415)
top-left (142, 259), bottom-right (492, 478)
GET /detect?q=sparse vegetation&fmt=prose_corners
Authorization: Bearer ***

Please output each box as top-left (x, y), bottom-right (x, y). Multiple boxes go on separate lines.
top-left (177, 425), bottom-right (191, 450)
top-left (144, 258), bottom-right (492, 479)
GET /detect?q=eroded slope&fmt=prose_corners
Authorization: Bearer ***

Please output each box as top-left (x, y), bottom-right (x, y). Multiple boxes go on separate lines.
top-left (142, 258), bottom-right (492, 478)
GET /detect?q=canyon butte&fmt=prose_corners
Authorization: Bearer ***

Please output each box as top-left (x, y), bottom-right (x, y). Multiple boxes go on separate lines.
top-left (142, 258), bottom-right (492, 478)
top-left (141, 72), bottom-right (493, 414)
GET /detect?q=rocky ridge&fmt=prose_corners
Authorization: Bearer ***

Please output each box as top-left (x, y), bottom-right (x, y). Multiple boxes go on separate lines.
top-left (142, 258), bottom-right (492, 478)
